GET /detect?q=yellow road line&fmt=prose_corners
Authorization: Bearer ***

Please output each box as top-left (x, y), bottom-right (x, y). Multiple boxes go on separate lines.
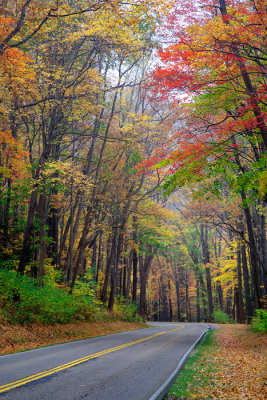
top-left (0, 325), bottom-right (185, 393)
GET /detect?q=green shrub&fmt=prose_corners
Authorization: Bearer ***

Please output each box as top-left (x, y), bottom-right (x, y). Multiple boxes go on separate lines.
top-left (0, 269), bottom-right (143, 326)
top-left (0, 269), bottom-right (101, 324)
top-left (251, 309), bottom-right (267, 334)
top-left (72, 276), bottom-right (102, 322)
top-left (113, 297), bottom-right (142, 322)
top-left (212, 309), bottom-right (231, 324)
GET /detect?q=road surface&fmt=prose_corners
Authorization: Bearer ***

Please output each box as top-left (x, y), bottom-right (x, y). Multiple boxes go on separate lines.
top-left (0, 322), bottom-right (207, 400)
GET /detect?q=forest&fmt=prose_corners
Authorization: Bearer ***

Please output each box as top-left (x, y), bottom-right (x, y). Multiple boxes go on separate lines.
top-left (0, 0), bottom-right (266, 327)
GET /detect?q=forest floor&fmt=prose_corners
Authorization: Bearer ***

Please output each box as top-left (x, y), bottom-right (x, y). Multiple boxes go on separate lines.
top-left (0, 320), bottom-right (147, 355)
top-left (166, 324), bottom-right (267, 400)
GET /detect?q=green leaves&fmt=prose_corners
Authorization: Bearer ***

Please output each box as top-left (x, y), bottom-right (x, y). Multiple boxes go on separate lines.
top-left (0, 269), bottom-right (101, 324)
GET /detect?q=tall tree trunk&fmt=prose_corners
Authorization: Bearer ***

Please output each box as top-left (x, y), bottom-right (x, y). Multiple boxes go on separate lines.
top-left (217, 281), bottom-right (224, 310)
top-left (47, 205), bottom-right (59, 266)
top-left (139, 246), bottom-right (154, 320)
top-left (201, 224), bottom-right (213, 321)
top-left (169, 298), bottom-right (173, 322)
top-left (241, 244), bottom-right (253, 320)
top-left (96, 236), bottom-right (102, 283)
top-left (174, 266), bottom-right (181, 321)
top-left (125, 250), bottom-right (132, 300)
top-left (259, 214), bottom-right (267, 296)
top-left (235, 246), bottom-right (245, 323)
top-left (18, 185), bottom-right (38, 274)
top-left (3, 178), bottom-right (11, 248)
top-left (226, 288), bottom-right (232, 318)
top-left (185, 282), bottom-right (190, 322)
top-left (37, 187), bottom-right (47, 279)
top-left (122, 256), bottom-right (127, 298)
top-left (100, 236), bottom-right (113, 303)
top-left (91, 241), bottom-right (97, 281)
top-left (108, 231), bottom-right (123, 312)
top-left (196, 279), bottom-right (201, 322)
top-left (153, 300), bottom-right (158, 321)
top-left (240, 190), bottom-right (262, 308)
top-left (132, 216), bottom-right (138, 302)
top-left (160, 274), bottom-right (169, 321)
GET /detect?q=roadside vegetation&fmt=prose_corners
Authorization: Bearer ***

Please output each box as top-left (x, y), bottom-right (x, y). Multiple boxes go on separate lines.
top-left (0, 0), bottom-right (266, 362)
top-left (0, 268), bottom-right (142, 325)
top-left (166, 324), bottom-right (267, 400)
top-left (0, 268), bottom-right (145, 355)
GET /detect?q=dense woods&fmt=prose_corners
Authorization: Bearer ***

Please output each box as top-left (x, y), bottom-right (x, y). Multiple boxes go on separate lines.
top-left (0, 0), bottom-right (266, 326)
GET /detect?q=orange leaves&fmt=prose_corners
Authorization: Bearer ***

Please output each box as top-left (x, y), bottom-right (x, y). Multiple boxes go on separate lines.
top-left (0, 130), bottom-right (29, 183)
top-left (0, 16), bottom-right (15, 38)
top-left (173, 325), bottom-right (267, 400)
top-left (0, 47), bottom-right (34, 84)
top-left (210, 325), bottom-right (267, 399)
top-left (0, 16), bottom-right (36, 108)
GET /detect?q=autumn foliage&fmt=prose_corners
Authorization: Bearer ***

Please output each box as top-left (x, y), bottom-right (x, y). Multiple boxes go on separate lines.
top-left (167, 324), bottom-right (267, 400)
top-left (0, 0), bottom-right (266, 345)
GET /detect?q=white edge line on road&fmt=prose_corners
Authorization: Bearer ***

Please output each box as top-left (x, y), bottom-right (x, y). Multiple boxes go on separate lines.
top-left (148, 326), bottom-right (209, 400)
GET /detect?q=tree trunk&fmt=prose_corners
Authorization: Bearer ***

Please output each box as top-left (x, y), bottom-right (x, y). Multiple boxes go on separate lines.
top-left (108, 231), bottom-right (123, 312)
top-left (139, 247), bottom-right (154, 320)
top-left (201, 224), bottom-right (213, 321)
top-left (100, 236), bottom-right (113, 303)
top-left (96, 236), bottom-right (102, 283)
top-left (132, 217), bottom-right (138, 302)
top-left (125, 250), bottom-right (132, 300)
top-left (235, 246), bottom-right (245, 323)
top-left (37, 187), bottom-right (47, 279)
top-left (196, 279), bottom-right (200, 322)
top-left (174, 266), bottom-right (181, 321)
top-left (241, 244), bottom-right (253, 320)
top-left (169, 298), bottom-right (173, 322)
top-left (241, 190), bottom-right (262, 308)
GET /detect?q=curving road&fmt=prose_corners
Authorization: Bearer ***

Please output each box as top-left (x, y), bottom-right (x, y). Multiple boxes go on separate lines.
top-left (0, 322), bottom-right (207, 400)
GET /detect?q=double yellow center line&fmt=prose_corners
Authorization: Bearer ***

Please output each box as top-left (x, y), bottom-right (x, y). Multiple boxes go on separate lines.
top-left (0, 325), bottom-right (184, 393)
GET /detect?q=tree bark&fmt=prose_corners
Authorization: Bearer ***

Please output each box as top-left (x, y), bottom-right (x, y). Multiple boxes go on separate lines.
top-left (241, 244), bottom-right (253, 319)
top-left (201, 224), bottom-right (213, 320)
top-left (139, 246), bottom-right (154, 319)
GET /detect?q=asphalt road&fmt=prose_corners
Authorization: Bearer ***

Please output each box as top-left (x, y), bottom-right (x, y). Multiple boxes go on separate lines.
top-left (0, 322), bottom-right (207, 400)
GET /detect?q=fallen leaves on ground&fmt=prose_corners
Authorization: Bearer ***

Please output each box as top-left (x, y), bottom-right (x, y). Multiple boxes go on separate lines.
top-left (0, 320), bottom-right (146, 355)
top-left (209, 325), bottom-right (267, 400)
top-left (169, 324), bottom-right (267, 400)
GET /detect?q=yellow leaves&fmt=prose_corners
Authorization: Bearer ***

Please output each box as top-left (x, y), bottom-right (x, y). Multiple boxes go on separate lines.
top-left (257, 170), bottom-right (267, 200)
top-left (67, 8), bottom-right (143, 53)
top-left (126, 239), bottom-right (139, 253)
top-left (43, 161), bottom-right (92, 194)
top-left (179, 244), bottom-right (189, 257)
top-left (119, 112), bottom-right (161, 148)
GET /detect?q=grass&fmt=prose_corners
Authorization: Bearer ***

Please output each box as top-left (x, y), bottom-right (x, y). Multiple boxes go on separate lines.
top-left (165, 330), bottom-right (218, 400)
top-left (165, 324), bottom-right (267, 400)
top-left (0, 320), bottom-right (147, 355)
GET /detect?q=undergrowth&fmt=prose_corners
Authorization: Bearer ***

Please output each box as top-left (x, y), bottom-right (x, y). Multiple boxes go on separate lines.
top-left (251, 309), bottom-right (267, 334)
top-left (212, 309), bottom-right (232, 324)
top-left (0, 269), bottom-right (141, 325)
